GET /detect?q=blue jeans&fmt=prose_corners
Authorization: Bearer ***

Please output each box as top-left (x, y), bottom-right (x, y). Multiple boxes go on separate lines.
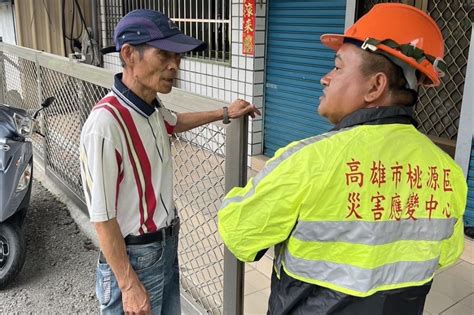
top-left (96, 233), bottom-right (181, 315)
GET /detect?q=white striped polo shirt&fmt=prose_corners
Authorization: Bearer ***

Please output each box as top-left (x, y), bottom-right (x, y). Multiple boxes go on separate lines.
top-left (80, 73), bottom-right (177, 237)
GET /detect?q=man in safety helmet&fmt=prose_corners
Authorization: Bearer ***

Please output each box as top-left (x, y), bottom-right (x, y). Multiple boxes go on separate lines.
top-left (218, 3), bottom-right (467, 314)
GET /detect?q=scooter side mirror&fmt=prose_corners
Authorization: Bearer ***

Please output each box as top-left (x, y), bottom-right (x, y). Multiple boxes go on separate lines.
top-left (41, 96), bottom-right (55, 109)
top-left (33, 97), bottom-right (55, 119)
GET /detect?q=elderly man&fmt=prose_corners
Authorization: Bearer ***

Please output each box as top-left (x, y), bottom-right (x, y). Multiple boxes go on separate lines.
top-left (80, 9), bottom-right (259, 315)
top-left (218, 4), bottom-right (467, 315)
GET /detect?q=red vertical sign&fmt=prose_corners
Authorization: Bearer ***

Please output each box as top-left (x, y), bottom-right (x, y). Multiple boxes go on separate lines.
top-left (242, 0), bottom-right (255, 55)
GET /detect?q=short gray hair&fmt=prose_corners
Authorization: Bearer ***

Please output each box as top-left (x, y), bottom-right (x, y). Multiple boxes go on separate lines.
top-left (119, 44), bottom-right (151, 68)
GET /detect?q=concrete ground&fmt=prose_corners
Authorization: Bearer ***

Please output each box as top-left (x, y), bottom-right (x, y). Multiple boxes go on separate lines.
top-left (0, 179), bottom-right (98, 313)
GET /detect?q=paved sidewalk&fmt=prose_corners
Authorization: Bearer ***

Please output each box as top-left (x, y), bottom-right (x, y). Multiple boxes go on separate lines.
top-left (243, 242), bottom-right (474, 315)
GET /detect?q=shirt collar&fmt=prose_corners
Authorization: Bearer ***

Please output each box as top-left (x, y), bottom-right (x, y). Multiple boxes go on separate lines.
top-left (112, 73), bottom-right (161, 117)
top-left (332, 106), bottom-right (419, 131)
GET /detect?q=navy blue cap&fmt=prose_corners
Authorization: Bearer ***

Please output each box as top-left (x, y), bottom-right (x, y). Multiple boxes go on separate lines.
top-left (113, 9), bottom-right (207, 53)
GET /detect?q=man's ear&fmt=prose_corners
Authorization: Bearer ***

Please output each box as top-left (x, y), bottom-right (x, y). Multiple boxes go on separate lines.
top-left (120, 44), bottom-right (135, 67)
top-left (364, 72), bottom-right (389, 103)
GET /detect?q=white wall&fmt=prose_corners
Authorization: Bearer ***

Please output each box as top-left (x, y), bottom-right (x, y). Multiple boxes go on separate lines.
top-left (455, 22), bottom-right (474, 177)
top-left (102, 0), bottom-right (268, 156)
top-left (0, 3), bottom-right (22, 102)
top-left (0, 2), bottom-right (16, 45)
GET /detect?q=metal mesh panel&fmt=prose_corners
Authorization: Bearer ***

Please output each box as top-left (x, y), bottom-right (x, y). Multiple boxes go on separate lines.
top-left (418, 1), bottom-right (473, 139)
top-left (100, 0), bottom-right (231, 62)
top-left (0, 52), bottom-right (43, 154)
top-left (100, 0), bottom-right (123, 49)
top-left (356, 0), bottom-right (473, 140)
top-left (40, 68), bottom-right (109, 198)
top-left (356, 0), bottom-right (400, 18)
top-left (173, 124), bottom-right (226, 314)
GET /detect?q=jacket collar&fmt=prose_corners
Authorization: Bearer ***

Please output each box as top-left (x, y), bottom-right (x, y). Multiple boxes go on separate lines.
top-left (111, 73), bottom-right (161, 117)
top-left (332, 106), bottom-right (419, 131)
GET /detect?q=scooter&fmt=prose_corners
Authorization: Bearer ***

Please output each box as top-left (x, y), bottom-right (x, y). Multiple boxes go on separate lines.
top-left (0, 96), bottom-right (54, 289)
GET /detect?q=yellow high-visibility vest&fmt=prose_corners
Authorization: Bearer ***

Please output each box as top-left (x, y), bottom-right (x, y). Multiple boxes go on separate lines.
top-left (218, 124), bottom-right (467, 297)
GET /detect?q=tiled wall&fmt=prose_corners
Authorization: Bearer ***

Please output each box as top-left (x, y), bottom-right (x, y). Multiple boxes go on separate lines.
top-left (103, 0), bottom-right (268, 157)
top-left (103, 53), bottom-right (121, 73)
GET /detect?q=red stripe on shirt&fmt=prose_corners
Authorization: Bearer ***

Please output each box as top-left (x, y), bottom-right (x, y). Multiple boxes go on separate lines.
top-left (115, 149), bottom-right (124, 212)
top-left (98, 104), bottom-right (147, 235)
top-left (107, 98), bottom-right (158, 233)
top-left (164, 121), bottom-right (175, 135)
top-left (95, 96), bottom-right (116, 108)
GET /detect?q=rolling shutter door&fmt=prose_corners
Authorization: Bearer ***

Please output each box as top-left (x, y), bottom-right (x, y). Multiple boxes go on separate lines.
top-left (264, 0), bottom-right (346, 156)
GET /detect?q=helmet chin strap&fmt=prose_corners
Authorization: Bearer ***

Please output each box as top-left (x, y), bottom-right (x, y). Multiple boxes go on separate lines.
top-left (345, 38), bottom-right (419, 90)
top-left (379, 52), bottom-right (419, 90)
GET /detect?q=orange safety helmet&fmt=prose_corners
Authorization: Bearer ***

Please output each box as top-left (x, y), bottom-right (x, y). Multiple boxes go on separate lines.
top-left (321, 3), bottom-right (445, 87)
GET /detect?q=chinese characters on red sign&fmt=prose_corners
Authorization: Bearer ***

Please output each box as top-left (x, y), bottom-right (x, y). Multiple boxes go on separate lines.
top-left (344, 159), bottom-right (453, 221)
top-left (242, 0), bottom-right (255, 55)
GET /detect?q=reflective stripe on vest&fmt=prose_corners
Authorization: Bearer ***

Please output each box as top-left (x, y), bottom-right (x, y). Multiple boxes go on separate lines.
top-left (221, 128), bottom-right (350, 209)
top-left (292, 218), bottom-right (457, 245)
top-left (282, 249), bottom-right (439, 295)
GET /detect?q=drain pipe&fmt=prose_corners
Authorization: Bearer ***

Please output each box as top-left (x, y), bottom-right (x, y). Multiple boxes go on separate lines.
top-left (91, 0), bottom-right (100, 47)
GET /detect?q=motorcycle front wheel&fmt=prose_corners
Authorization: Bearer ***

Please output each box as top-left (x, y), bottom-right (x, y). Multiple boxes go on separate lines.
top-left (0, 223), bottom-right (26, 289)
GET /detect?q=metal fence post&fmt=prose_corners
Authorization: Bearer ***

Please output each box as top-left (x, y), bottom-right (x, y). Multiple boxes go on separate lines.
top-left (223, 116), bottom-right (248, 315)
top-left (455, 20), bottom-right (474, 177)
top-left (34, 54), bottom-right (48, 169)
top-left (0, 37), bottom-right (5, 104)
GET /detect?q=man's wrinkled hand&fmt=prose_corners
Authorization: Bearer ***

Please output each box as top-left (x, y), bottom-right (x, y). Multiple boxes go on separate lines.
top-left (122, 279), bottom-right (151, 315)
top-left (228, 99), bottom-right (261, 119)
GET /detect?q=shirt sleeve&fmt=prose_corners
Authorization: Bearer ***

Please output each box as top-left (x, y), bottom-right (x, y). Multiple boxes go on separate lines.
top-left (80, 133), bottom-right (123, 222)
top-left (159, 107), bottom-right (177, 135)
top-left (217, 146), bottom-right (313, 262)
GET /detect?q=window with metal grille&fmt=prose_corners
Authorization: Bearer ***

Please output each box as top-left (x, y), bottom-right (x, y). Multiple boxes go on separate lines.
top-left (100, 0), bottom-right (230, 63)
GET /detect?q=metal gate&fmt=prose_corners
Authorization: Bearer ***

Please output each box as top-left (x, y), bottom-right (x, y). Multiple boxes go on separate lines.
top-left (263, 0), bottom-right (346, 157)
top-left (356, 0), bottom-right (474, 142)
top-left (0, 40), bottom-right (246, 315)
